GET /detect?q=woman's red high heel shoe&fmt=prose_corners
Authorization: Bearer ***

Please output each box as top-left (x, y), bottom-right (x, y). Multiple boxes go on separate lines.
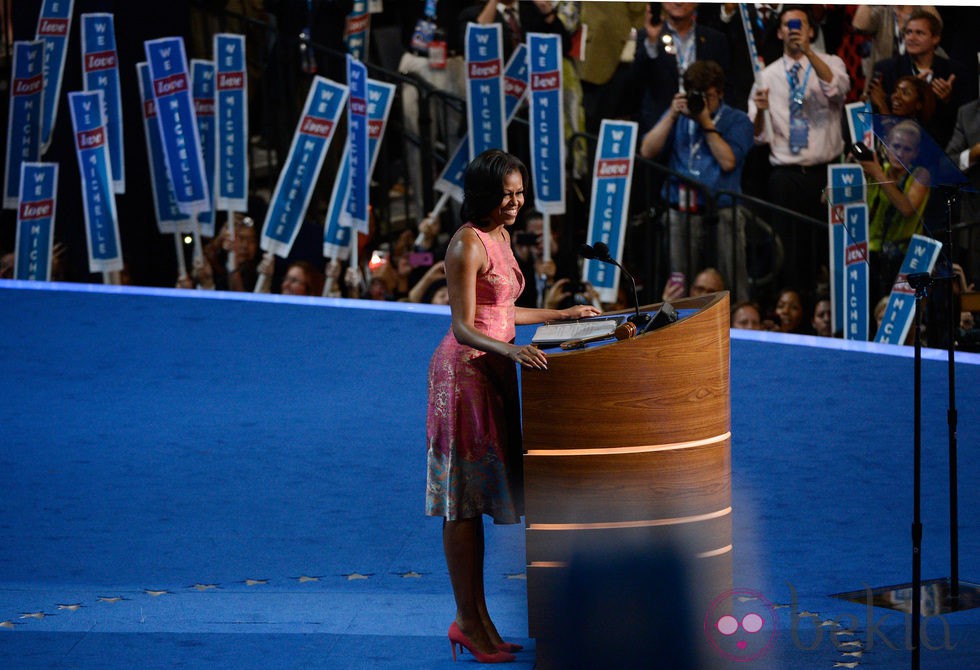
top-left (496, 642), bottom-right (523, 653)
top-left (448, 622), bottom-right (516, 663)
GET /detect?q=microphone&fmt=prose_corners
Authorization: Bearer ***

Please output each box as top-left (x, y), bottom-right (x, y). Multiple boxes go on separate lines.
top-left (560, 321), bottom-right (637, 350)
top-left (580, 242), bottom-right (651, 327)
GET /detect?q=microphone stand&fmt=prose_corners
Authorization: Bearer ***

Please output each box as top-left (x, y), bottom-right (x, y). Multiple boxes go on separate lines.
top-left (941, 188), bottom-right (960, 605)
top-left (582, 242), bottom-right (651, 328)
top-left (906, 270), bottom-right (933, 670)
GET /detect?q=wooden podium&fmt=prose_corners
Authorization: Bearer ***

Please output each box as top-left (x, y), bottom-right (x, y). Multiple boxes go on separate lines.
top-left (520, 292), bottom-right (732, 667)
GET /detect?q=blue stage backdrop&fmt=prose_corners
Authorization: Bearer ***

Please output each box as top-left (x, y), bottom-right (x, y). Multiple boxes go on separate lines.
top-left (0, 282), bottom-right (978, 669)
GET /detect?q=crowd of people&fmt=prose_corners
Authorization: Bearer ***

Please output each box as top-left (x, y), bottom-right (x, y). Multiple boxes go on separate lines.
top-left (3, 2), bottom-right (979, 348)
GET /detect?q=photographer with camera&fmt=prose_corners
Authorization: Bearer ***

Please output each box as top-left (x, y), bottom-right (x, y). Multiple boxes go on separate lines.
top-left (632, 3), bottom-right (730, 137)
top-left (640, 59), bottom-right (754, 302)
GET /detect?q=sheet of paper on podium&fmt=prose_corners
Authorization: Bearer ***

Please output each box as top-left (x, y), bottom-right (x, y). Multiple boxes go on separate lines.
top-left (531, 318), bottom-right (624, 347)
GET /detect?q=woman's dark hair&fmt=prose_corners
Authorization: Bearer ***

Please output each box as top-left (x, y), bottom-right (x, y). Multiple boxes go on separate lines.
top-left (460, 149), bottom-right (529, 224)
top-left (894, 75), bottom-right (936, 124)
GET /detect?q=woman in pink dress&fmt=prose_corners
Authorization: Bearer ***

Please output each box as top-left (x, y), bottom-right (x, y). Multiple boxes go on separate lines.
top-left (426, 150), bottom-right (599, 663)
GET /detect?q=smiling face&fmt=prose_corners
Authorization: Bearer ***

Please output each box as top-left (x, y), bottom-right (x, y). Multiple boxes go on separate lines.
top-left (280, 265), bottom-right (311, 296)
top-left (490, 170), bottom-right (525, 229)
top-left (890, 79), bottom-right (922, 118)
top-left (903, 18), bottom-right (940, 58)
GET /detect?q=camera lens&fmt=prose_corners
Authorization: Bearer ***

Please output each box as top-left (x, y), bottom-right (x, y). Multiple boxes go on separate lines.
top-left (685, 90), bottom-right (705, 116)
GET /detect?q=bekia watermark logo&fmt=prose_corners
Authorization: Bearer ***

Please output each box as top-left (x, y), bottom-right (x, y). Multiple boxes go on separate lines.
top-left (704, 584), bottom-right (958, 662)
top-left (704, 588), bottom-right (778, 661)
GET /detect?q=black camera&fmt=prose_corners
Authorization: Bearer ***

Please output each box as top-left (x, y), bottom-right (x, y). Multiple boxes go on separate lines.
top-left (685, 89), bottom-right (706, 117)
top-left (849, 141), bottom-right (875, 162)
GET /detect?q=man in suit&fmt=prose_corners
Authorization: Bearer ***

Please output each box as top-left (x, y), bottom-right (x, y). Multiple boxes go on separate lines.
top-left (700, 3), bottom-right (784, 112)
top-left (945, 99), bottom-right (980, 283)
top-left (870, 9), bottom-right (970, 149)
top-left (631, 3), bottom-right (730, 138)
top-left (579, 2), bottom-right (647, 135)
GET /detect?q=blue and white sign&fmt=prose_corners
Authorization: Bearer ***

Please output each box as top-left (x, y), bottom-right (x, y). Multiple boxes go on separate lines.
top-left (144, 37), bottom-right (211, 218)
top-left (827, 164), bottom-right (865, 338)
top-left (345, 0), bottom-right (370, 61)
top-left (4, 40), bottom-right (45, 210)
top-left (191, 59), bottom-right (216, 236)
top-left (137, 61), bottom-right (190, 235)
top-left (847, 102), bottom-right (873, 147)
top-left (323, 78), bottom-right (396, 259)
top-left (35, 0), bottom-right (73, 154)
top-left (583, 119), bottom-right (638, 304)
top-left (81, 13), bottom-right (125, 193)
top-left (213, 33), bottom-right (249, 212)
top-left (323, 143), bottom-right (353, 260)
top-left (342, 55), bottom-right (369, 234)
top-left (436, 43), bottom-right (528, 203)
top-left (874, 234), bottom-right (943, 345)
top-left (15, 162), bottom-right (58, 281)
top-left (528, 33), bottom-right (565, 214)
top-left (843, 203), bottom-right (869, 341)
top-left (465, 23), bottom-right (506, 159)
top-left (261, 76), bottom-right (348, 257)
top-left (68, 89), bottom-right (123, 273)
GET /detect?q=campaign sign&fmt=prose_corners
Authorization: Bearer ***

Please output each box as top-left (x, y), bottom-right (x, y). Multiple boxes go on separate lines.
top-left (137, 62), bottom-right (190, 235)
top-left (68, 89), bottom-right (123, 273)
top-left (344, 0), bottom-right (370, 61)
top-left (261, 76), bottom-right (348, 257)
top-left (4, 41), bottom-right (45, 210)
top-left (365, 79), bottom-right (396, 174)
top-left (436, 43), bottom-right (528, 203)
top-left (323, 140), bottom-right (354, 260)
top-left (15, 162), bottom-right (58, 281)
top-left (874, 234), bottom-right (943, 345)
top-left (842, 203), bottom-right (869, 341)
top-left (342, 55), bottom-right (369, 234)
top-left (583, 119), bottom-right (638, 304)
top-left (846, 102), bottom-right (873, 147)
top-left (827, 164), bottom-right (865, 338)
top-left (192, 59), bottom-right (216, 236)
top-left (528, 33), bottom-right (565, 215)
top-left (81, 13), bottom-right (125, 193)
top-left (213, 33), bottom-right (249, 212)
top-left (145, 37), bottom-right (211, 218)
top-left (36, 0), bottom-right (73, 154)
top-left (465, 23), bottom-right (506, 160)
top-left (323, 79), bottom-right (396, 259)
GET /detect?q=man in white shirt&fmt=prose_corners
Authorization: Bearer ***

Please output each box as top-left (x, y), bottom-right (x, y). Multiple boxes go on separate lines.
top-left (748, 6), bottom-right (849, 292)
top-left (945, 99), bottom-right (980, 285)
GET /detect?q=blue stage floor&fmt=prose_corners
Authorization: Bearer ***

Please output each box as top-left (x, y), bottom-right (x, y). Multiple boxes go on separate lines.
top-left (1, 281), bottom-right (978, 668)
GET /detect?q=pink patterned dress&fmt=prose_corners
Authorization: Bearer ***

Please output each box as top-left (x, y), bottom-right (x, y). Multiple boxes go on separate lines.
top-left (425, 224), bottom-right (526, 524)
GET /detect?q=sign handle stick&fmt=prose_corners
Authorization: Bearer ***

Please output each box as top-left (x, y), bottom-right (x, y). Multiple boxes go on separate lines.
top-left (738, 4), bottom-right (774, 142)
top-left (192, 221), bottom-right (204, 264)
top-left (323, 258), bottom-right (336, 297)
top-left (430, 191), bottom-right (451, 220)
top-left (253, 265), bottom-right (269, 293)
top-left (174, 233), bottom-right (188, 280)
top-left (226, 211), bottom-right (237, 273)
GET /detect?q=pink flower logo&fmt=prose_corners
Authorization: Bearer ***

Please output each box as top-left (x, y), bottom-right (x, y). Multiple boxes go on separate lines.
top-left (704, 588), bottom-right (777, 661)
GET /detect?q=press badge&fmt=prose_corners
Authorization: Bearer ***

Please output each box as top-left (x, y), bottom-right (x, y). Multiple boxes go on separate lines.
top-left (411, 18), bottom-right (435, 54)
top-left (789, 116), bottom-right (809, 154)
